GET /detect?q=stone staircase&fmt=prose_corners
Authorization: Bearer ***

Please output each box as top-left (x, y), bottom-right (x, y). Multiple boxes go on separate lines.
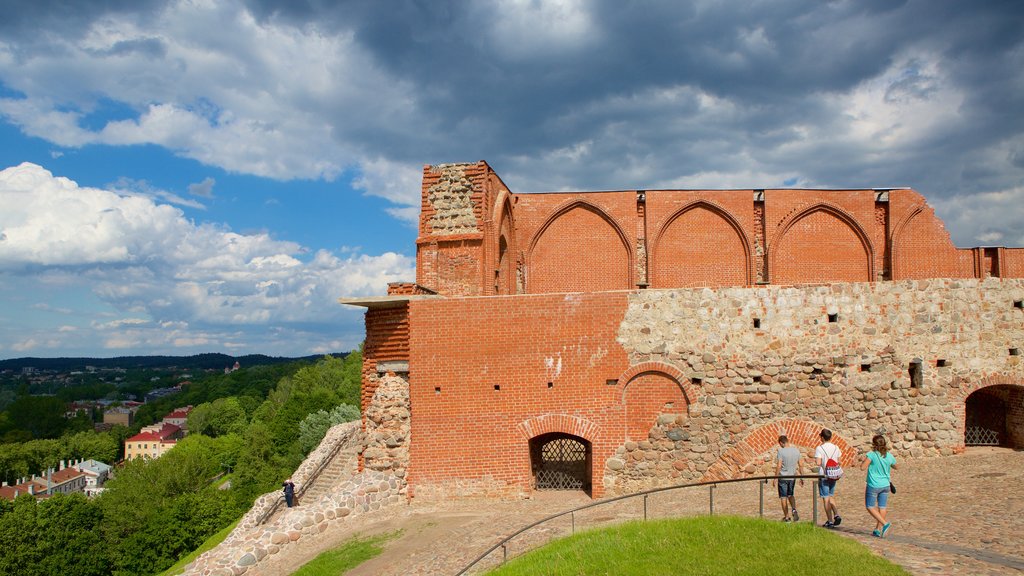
top-left (300, 445), bottom-right (360, 503)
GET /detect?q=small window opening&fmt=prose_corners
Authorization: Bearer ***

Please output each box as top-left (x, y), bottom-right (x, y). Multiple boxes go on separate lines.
top-left (753, 318), bottom-right (761, 329)
top-left (494, 384), bottom-right (501, 391)
top-left (548, 382), bottom-right (555, 389)
top-left (828, 313), bottom-right (839, 323)
top-left (604, 379), bottom-right (616, 386)
top-left (1011, 348), bottom-right (1020, 357)
top-left (692, 377), bottom-right (703, 385)
top-left (1014, 300), bottom-right (1023, 309)
top-left (812, 367), bottom-right (823, 375)
top-left (909, 360), bottom-right (923, 388)
top-left (936, 359), bottom-right (948, 367)
top-left (754, 375), bottom-right (763, 383)
top-left (434, 387), bottom-right (441, 394)
top-left (860, 364), bottom-right (871, 372)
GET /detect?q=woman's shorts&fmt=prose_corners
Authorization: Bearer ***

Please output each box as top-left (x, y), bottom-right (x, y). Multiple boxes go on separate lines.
top-left (818, 478), bottom-right (837, 497)
top-left (865, 485), bottom-right (891, 508)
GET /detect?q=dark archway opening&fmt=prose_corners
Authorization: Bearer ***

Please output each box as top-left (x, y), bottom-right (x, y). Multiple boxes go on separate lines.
top-left (965, 385), bottom-right (1024, 448)
top-left (529, 432), bottom-right (592, 494)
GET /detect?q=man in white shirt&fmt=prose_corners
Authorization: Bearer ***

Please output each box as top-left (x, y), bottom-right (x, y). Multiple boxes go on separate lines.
top-left (814, 428), bottom-right (843, 528)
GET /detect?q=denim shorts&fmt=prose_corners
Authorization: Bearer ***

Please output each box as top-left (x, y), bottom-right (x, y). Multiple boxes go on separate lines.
top-left (818, 478), bottom-right (837, 497)
top-left (778, 479), bottom-right (795, 498)
top-left (865, 485), bottom-right (891, 508)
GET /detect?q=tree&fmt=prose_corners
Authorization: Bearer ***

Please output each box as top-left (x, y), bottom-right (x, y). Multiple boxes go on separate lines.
top-left (298, 404), bottom-right (360, 454)
top-left (6, 396), bottom-right (68, 439)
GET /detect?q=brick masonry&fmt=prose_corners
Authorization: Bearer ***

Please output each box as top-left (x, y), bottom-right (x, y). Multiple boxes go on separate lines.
top-left (348, 161), bottom-right (1024, 501)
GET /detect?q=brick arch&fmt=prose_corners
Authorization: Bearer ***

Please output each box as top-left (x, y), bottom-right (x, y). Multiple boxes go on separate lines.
top-left (951, 374), bottom-right (1024, 446)
top-left (526, 199), bottom-right (633, 293)
top-left (516, 413), bottom-right (600, 443)
top-left (768, 203), bottom-right (874, 285)
top-left (701, 419), bottom-right (854, 481)
top-left (890, 203), bottom-right (966, 280)
top-left (649, 200), bottom-right (753, 288)
top-left (615, 361), bottom-right (694, 405)
top-left (494, 195), bottom-right (516, 295)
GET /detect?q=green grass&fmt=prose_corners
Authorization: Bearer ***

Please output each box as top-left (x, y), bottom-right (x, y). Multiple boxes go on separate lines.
top-left (158, 519), bottom-right (240, 576)
top-left (486, 516), bottom-right (910, 576)
top-left (291, 531), bottom-right (399, 576)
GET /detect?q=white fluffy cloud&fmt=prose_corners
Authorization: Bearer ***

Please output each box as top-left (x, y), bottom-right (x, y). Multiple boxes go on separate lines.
top-left (0, 0), bottom-right (420, 206)
top-left (0, 163), bottom-right (415, 356)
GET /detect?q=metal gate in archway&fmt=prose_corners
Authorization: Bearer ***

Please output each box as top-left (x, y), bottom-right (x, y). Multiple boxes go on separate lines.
top-left (530, 433), bottom-right (591, 492)
top-left (962, 383), bottom-right (1019, 446)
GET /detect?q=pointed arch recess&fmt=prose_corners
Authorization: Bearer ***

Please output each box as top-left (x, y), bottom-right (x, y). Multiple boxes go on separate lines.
top-left (526, 199), bottom-right (633, 293)
top-left (649, 200), bottom-right (753, 288)
top-left (701, 419), bottom-right (854, 482)
top-left (494, 193), bottom-right (517, 295)
top-left (768, 203), bottom-right (874, 284)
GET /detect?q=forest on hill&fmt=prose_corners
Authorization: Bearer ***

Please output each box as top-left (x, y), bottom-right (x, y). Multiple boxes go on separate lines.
top-left (0, 352), bottom-right (363, 576)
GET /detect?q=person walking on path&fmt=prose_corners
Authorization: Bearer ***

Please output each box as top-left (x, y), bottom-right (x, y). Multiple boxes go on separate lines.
top-left (283, 478), bottom-right (297, 508)
top-left (773, 435), bottom-right (804, 522)
top-left (860, 434), bottom-right (897, 537)
top-left (815, 429), bottom-right (843, 528)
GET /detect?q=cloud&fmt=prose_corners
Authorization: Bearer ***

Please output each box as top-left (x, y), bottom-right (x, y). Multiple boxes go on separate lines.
top-left (0, 163), bottom-right (415, 356)
top-left (188, 176), bottom-right (215, 198)
top-left (0, 0), bottom-right (1023, 246)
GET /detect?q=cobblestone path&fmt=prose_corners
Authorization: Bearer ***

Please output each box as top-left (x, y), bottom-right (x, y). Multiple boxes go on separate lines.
top-left (249, 447), bottom-right (1024, 576)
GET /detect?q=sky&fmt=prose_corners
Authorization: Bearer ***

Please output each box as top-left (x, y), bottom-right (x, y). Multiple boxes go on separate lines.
top-left (0, 0), bottom-right (1022, 359)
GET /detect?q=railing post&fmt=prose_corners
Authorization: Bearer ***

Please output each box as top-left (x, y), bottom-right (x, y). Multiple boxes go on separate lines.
top-left (812, 479), bottom-right (819, 525)
top-left (571, 511), bottom-right (575, 534)
top-left (502, 543), bottom-right (507, 564)
top-left (709, 484), bottom-right (715, 516)
top-left (759, 479), bottom-right (765, 518)
top-left (644, 494), bottom-right (648, 521)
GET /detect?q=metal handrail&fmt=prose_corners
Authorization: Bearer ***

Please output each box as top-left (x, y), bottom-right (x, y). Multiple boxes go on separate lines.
top-left (256, 430), bottom-right (352, 525)
top-left (456, 474), bottom-right (824, 575)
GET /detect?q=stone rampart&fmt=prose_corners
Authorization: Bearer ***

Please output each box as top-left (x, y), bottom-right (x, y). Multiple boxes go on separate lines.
top-left (606, 277), bottom-right (1024, 493)
top-left (180, 421), bottom-right (403, 576)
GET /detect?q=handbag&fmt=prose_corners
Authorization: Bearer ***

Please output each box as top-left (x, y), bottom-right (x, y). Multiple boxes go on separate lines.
top-left (889, 482), bottom-right (896, 494)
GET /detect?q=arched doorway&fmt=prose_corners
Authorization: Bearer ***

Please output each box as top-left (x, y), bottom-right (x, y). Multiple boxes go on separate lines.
top-left (965, 385), bottom-right (1024, 448)
top-left (529, 432), bottom-right (592, 494)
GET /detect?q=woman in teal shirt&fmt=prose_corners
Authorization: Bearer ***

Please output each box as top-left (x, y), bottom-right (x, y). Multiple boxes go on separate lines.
top-left (860, 434), bottom-right (897, 537)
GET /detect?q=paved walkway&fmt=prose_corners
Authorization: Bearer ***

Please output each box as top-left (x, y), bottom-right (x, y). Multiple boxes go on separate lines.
top-left (250, 447), bottom-right (1024, 576)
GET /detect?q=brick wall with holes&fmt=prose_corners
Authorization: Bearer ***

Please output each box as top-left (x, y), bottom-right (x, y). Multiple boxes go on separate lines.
top-left (406, 291), bottom-right (631, 499)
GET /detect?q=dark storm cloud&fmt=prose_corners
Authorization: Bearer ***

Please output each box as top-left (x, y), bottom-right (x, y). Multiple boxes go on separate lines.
top-left (239, 0), bottom-right (1024, 202)
top-left (1, 0), bottom-right (1022, 244)
top-left (0, 0), bottom-right (164, 39)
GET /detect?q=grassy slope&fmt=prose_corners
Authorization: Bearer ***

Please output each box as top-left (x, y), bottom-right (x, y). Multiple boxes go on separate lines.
top-left (291, 532), bottom-right (397, 576)
top-left (487, 516), bottom-right (909, 576)
top-left (158, 519), bottom-right (239, 576)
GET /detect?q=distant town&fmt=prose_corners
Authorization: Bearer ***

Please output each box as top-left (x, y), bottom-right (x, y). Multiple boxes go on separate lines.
top-left (0, 353), bottom-right (328, 501)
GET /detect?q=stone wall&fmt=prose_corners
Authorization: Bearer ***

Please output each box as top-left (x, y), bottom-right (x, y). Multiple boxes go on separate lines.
top-left (181, 471), bottom-right (402, 576)
top-left (363, 373), bottom-right (411, 487)
top-left (606, 277), bottom-right (1024, 492)
top-left (180, 421), bottom-right (402, 576)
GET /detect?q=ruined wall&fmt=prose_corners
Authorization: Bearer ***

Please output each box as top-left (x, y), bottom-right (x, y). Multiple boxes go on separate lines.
top-left (411, 160), bottom-right (1024, 299)
top-left (403, 278), bottom-right (1024, 499)
top-left (362, 374), bottom-right (411, 487)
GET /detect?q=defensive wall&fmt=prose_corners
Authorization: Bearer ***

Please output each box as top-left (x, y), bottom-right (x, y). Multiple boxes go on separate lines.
top-left (346, 161), bottom-right (1024, 501)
